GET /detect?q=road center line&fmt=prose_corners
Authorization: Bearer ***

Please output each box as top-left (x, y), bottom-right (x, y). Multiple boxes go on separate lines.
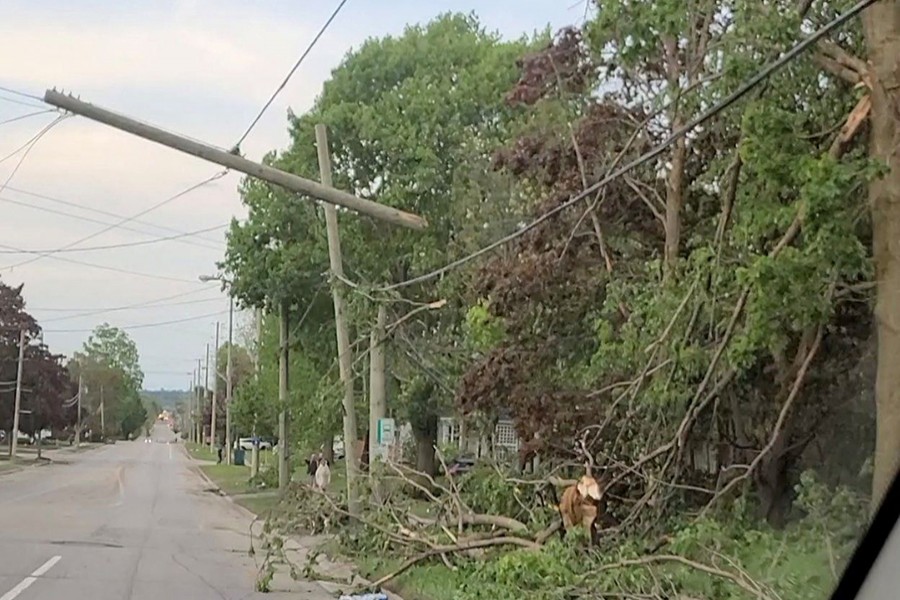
top-left (0, 555), bottom-right (62, 600)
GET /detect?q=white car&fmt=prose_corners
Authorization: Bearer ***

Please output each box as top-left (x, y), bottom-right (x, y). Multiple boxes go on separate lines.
top-left (234, 437), bottom-right (272, 451)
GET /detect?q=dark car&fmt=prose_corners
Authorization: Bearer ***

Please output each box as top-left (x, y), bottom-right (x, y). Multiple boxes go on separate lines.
top-left (444, 456), bottom-right (476, 476)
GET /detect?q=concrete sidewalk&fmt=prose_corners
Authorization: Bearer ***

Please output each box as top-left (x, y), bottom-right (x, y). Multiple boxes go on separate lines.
top-left (188, 458), bottom-right (402, 600)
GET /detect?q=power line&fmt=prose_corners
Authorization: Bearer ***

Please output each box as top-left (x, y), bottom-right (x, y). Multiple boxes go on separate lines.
top-left (0, 85), bottom-right (45, 103)
top-left (235, 0), bottom-right (351, 148)
top-left (0, 115), bottom-right (69, 201)
top-left (0, 110), bottom-right (57, 127)
top-left (31, 286), bottom-right (219, 321)
top-left (43, 309), bottom-right (229, 334)
top-left (0, 94), bottom-right (48, 111)
top-left (6, 185), bottom-right (222, 250)
top-left (39, 296), bottom-right (226, 323)
top-left (0, 241), bottom-right (203, 283)
top-left (0, 222), bottom-right (227, 254)
top-left (1, 170), bottom-right (229, 272)
top-left (0, 114), bottom-right (67, 167)
top-left (374, 0), bottom-right (877, 293)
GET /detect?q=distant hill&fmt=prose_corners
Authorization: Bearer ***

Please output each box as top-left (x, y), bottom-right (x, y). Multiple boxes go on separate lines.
top-left (141, 389), bottom-right (188, 410)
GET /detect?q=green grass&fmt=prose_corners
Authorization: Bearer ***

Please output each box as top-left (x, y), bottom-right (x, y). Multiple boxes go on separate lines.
top-left (200, 463), bottom-right (254, 495)
top-left (186, 442), bottom-right (218, 462)
top-left (199, 462), bottom-right (283, 518)
top-left (347, 550), bottom-right (459, 600)
top-left (236, 493), bottom-right (281, 517)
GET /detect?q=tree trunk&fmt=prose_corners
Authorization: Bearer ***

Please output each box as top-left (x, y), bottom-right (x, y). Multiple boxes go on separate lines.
top-left (323, 434), bottom-right (334, 465)
top-left (415, 432), bottom-right (436, 477)
top-left (754, 428), bottom-right (791, 528)
top-left (863, 0), bottom-right (900, 513)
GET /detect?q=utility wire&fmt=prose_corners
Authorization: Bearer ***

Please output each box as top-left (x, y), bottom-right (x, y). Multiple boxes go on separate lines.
top-left (40, 296), bottom-right (226, 323)
top-left (0, 114), bottom-right (67, 167)
top-left (0, 241), bottom-right (203, 284)
top-left (2, 170), bottom-right (229, 272)
top-left (2, 185), bottom-right (224, 250)
top-left (373, 0), bottom-right (877, 293)
top-left (0, 85), bottom-right (45, 103)
top-left (235, 0), bottom-right (350, 147)
top-left (0, 222), bottom-right (227, 255)
top-left (32, 286), bottom-right (219, 320)
top-left (0, 110), bottom-right (57, 127)
top-left (0, 115), bottom-right (69, 205)
top-left (0, 94), bottom-right (48, 111)
top-left (44, 310), bottom-right (229, 334)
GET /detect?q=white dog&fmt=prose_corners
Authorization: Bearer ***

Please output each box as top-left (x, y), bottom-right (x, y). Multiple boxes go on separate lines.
top-left (314, 458), bottom-right (331, 490)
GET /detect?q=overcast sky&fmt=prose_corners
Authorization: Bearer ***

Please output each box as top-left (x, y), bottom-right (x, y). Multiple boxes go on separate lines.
top-left (0, 0), bottom-right (577, 390)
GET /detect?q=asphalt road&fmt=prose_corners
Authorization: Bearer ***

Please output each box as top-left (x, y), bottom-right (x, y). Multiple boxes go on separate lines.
top-left (0, 423), bottom-right (327, 599)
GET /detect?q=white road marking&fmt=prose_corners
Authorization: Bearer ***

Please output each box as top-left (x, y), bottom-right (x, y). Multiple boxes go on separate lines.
top-left (111, 465), bottom-right (126, 507)
top-left (0, 555), bottom-right (61, 600)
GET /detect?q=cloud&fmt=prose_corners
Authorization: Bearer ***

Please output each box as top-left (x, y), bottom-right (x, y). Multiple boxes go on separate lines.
top-left (0, 4), bottom-right (344, 107)
top-left (0, 0), bottom-right (568, 388)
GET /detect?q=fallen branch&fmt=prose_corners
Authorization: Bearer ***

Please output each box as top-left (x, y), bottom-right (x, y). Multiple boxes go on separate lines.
top-left (590, 554), bottom-right (777, 600)
top-left (357, 536), bottom-right (543, 593)
top-left (407, 511), bottom-right (529, 533)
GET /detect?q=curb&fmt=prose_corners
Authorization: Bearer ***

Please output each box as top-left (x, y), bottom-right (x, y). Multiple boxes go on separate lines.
top-left (184, 456), bottom-right (404, 600)
top-left (186, 453), bottom-right (260, 522)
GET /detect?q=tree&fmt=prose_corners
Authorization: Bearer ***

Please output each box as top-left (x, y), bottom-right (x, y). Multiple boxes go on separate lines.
top-left (863, 0), bottom-right (900, 511)
top-left (70, 324), bottom-right (146, 439)
top-left (0, 280), bottom-right (76, 440)
top-left (275, 12), bottom-right (540, 473)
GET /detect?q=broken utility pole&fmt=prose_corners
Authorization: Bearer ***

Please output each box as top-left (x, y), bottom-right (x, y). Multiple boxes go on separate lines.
top-left (43, 90), bottom-right (427, 230)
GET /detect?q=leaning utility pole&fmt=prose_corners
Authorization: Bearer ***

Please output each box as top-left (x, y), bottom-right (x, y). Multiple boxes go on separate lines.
top-left (316, 124), bottom-right (360, 515)
top-left (210, 322), bottom-right (219, 453)
top-left (277, 302), bottom-right (290, 490)
top-left (43, 91), bottom-right (426, 230)
top-left (10, 329), bottom-right (26, 459)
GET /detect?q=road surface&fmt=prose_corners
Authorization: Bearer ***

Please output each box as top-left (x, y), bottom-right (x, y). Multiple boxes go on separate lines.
top-left (0, 423), bottom-right (327, 599)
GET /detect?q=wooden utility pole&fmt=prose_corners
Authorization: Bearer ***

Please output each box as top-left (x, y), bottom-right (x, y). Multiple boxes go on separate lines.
top-left (203, 345), bottom-right (210, 445)
top-left (864, 0), bottom-right (900, 512)
top-left (369, 305), bottom-right (387, 468)
top-left (10, 329), bottom-right (26, 459)
top-left (250, 307), bottom-right (263, 477)
top-left (316, 124), bottom-right (360, 515)
top-left (225, 297), bottom-right (234, 465)
top-left (277, 302), bottom-right (290, 490)
top-left (76, 374), bottom-right (83, 448)
top-left (196, 360), bottom-right (203, 444)
top-left (210, 322), bottom-right (219, 453)
top-left (43, 90), bottom-right (426, 230)
top-left (99, 384), bottom-right (105, 438)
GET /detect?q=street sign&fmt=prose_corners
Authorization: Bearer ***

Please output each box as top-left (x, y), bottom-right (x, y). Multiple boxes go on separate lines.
top-left (377, 418), bottom-right (395, 445)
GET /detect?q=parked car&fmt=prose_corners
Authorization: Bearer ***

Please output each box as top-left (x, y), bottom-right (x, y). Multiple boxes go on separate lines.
top-left (234, 437), bottom-right (272, 451)
top-left (444, 456), bottom-right (476, 476)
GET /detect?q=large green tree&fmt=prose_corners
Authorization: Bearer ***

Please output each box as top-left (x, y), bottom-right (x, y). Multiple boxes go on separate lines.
top-left (70, 324), bottom-right (147, 439)
top-left (274, 12), bottom-right (540, 474)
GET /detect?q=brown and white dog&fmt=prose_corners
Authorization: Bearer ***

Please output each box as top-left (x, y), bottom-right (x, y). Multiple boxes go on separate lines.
top-left (557, 474), bottom-right (605, 545)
